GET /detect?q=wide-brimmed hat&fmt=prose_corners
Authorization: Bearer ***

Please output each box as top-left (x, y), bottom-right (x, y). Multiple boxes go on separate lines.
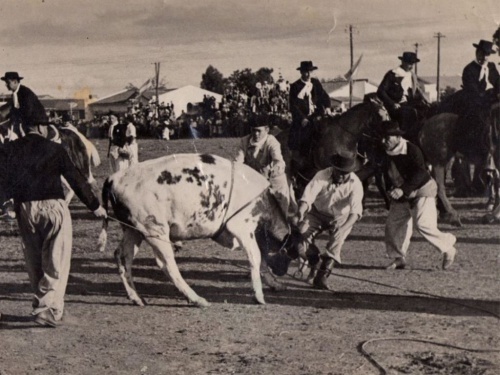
top-left (398, 52), bottom-right (420, 64)
top-left (297, 61), bottom-right (318, 72)
top-left (330, 152), bottom-right (357, 173)
top-left (473, 40), bottom-right (494, 55)
top-left (249, 113), bottom-right (271, 128)
top-left (1, 72), bottom-right (23, 81)
top-left (380, 121), bottom-right (405, 136)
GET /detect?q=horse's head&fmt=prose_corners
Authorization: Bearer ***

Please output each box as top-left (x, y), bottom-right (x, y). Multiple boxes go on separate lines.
top-left (364, 93), bottom-right (390, 124)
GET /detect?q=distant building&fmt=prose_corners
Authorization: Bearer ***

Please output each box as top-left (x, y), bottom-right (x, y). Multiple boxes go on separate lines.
top-left (88, 88), bottom-right (170, 116)
top-left (322, 78), bottom-right (378, 110)
top-left (0, 94), bottom-right (86, 120)
top-left (419, 75), bottom-right (462, 102)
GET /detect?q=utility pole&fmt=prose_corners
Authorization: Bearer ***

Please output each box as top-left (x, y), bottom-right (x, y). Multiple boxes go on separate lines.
top-left (154, 62), bottom-right (160, 118)
top-left (434, 32), bottom-right (445, 102)
top-left (414, 42), bottom-right (420, 75)
top-left (346, 24), bottom-right (356, 108)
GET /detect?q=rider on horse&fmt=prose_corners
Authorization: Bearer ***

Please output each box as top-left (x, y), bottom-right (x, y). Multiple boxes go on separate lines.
top-left (454, 40), bottom-right (500, 155)
top-left (377, 52), bottom-right (430, 144)
top-left (1, 72), bottom-right (48, 139)
top-left (288, 61), bottom-right (331, 173)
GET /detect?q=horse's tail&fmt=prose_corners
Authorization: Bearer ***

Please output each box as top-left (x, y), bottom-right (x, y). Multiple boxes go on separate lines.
top-left (88, 141), bottom-right (101, 167)
top-left (97, 178), bottom-right (112, 252)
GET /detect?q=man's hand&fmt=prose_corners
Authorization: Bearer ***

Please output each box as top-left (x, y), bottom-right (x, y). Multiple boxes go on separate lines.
top-left (389, 188), bottom-right (404, 200)
top-left (393, 103), bottom-right (401, 110)
top-left (93, 206), bottom-right (107, 219)
top-left (301, 119), bottom-right (310, 128)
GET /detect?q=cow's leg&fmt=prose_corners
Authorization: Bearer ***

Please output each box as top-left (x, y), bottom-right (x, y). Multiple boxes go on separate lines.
top-left (225, 213), bottom-right (265, 305)
top-left (115, 228), bottom-right (144, 306)
top-left (434, 164), bottom-right (461, 227)
top-left (146, 236), bottom-right (209, 308)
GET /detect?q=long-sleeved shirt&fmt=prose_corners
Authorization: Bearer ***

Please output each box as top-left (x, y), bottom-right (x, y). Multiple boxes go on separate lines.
top-left (299, 167), bottom-right (364, 222)
top-left (385, 140), bottom-right (431, 197)
top-left (234, 134), bottom-right (286, 179)
top-left (1, 133), bottom-right (100, 211)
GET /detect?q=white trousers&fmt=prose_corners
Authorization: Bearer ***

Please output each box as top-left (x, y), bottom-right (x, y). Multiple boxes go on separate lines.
top-left (17, 199), bottom-right (72, 320)
top-left (385, 197), bottom-right (456, 259)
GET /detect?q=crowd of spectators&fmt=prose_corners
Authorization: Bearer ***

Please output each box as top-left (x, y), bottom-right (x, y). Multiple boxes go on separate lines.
top-left (67, 80), bottom-right (295, 140)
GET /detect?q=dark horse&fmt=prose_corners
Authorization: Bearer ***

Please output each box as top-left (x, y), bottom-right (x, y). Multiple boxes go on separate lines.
top-left (419, 103), bottom-right (500, 226)
top-left (0, 103), bottom-right (101, 206)
top-left (277, 94), bottom-right (390, 208)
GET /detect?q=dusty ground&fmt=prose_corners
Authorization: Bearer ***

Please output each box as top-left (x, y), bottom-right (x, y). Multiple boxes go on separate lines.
top-left (1, 138), bottom-right (499, 375)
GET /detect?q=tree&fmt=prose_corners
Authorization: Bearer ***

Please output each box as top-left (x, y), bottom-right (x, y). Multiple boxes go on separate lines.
top-left (227, 68), bottom-right (258, 95)
top-left (255, 67), bottom-right (274, 85)
top-left (200, 65), bottom-right (225, 94)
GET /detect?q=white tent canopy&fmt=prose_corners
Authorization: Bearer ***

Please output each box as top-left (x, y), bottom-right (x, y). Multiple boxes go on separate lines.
top-left (157, 85), bottom-right (223, 117)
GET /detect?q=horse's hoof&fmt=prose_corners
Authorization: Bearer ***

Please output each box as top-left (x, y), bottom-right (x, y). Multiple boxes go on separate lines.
top-left (482, 214), bottom-right (499, 224)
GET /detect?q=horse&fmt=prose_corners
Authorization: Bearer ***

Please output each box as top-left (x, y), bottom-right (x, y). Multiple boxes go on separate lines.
top-left (418, 103), bottom-right (500, 226)
top-left (0, 103), bottom-right (101, 207)
top-left (277, 94), bottom-right (390, 208)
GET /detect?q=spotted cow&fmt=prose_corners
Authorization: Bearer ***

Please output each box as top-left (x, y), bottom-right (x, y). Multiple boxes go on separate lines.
top-left (97, 153), bottom-right (290, 307)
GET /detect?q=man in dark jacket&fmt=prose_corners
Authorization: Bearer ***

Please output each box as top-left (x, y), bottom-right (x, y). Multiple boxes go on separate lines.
top-left (288, 61), bottom-right (331, 166)
top-left (377, 52), bottom-right (428, 141)
top-left (380, 121), bottom-right (457, 271)
top-left (458, 40), bottom-right (500, 149)
top-left (0, 125), bottom-right (107, 327)
top-left (1, 72), bottom-right (48, 138)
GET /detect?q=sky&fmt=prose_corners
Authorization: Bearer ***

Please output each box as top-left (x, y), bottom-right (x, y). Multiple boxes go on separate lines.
top-left (0, 0), bottom-right (498, 99)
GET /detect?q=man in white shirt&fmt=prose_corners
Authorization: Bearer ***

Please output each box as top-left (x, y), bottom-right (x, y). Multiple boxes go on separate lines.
top-left (294, 152), bottom-right (363, 290)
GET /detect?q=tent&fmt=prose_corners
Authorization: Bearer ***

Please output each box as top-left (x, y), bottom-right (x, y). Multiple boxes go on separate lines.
top-left (157, 85), bottom-right (223, 118)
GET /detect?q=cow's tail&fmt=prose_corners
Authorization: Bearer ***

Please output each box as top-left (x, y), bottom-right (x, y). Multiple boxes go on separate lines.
top-left (97, 178), bottom-right (112, 252)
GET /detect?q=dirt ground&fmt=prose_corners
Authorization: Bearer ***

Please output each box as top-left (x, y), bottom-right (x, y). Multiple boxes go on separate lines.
top-left (1, 138), bottom-right (499, 375)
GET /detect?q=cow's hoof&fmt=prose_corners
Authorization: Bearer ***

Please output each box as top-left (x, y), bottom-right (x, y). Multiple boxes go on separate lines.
top-left (194, 298), bottom-right (210, 308)
top-left (254, 294), bottom-right (266, 305)
top-left (132, 298), bottom-right (146, 307)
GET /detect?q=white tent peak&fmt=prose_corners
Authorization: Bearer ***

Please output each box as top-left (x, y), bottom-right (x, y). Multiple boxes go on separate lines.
top-left (158, 85), bottom-right (222, 117)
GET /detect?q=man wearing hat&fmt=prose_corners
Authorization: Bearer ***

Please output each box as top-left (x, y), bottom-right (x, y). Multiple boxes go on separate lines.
top-left (234, 113), bottom-right (291, 218)
top-left (288, 61), bottom-right (331, 168)
top-left (457, 40), bottom-right (500, 146)
top-left (293, 152), bottom-right (364, 290)
top-left (380, 121), bottom-right (457, 270)
top-left (1, 72), bottom-right (48, 138)
top-left (0, 123), bottom-right (107, 327)
top-left (377, 52), bottom-right (429, 141)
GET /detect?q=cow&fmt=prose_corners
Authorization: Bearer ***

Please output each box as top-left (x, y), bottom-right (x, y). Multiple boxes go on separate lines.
top-left (97, 153), bottom-right (291, 307)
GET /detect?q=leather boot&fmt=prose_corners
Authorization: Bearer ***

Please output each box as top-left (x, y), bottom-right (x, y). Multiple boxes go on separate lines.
top-left (313, 256), bottom-right (335, 290)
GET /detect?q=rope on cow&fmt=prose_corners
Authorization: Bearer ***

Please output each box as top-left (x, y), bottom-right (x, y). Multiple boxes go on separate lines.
top-left (359, 337), bottom-right (500, 375)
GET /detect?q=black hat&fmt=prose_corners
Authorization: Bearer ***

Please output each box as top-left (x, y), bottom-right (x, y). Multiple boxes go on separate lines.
top-left (61, 113), bottom-right (72, 123)
top-left (249, 113), bottom-right (271, 128)
top-left (473, 40), bottom-right (494, 55)
top-left (380, 121), bottom-right (405, 136)
top-left (297, 61), bottom-right (318, 72)
top-left (330, 152), bottom-right (357, 172)
top-left (398, 52), bottom-right (420, 64)
top-left (1, 72), bottom-right (23, 81)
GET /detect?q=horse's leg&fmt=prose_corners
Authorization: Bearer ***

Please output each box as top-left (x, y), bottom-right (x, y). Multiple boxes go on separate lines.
top-left (434, 164), bottom-right (462, 227)
top-left (374, 169), bottom-right (390, 210)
